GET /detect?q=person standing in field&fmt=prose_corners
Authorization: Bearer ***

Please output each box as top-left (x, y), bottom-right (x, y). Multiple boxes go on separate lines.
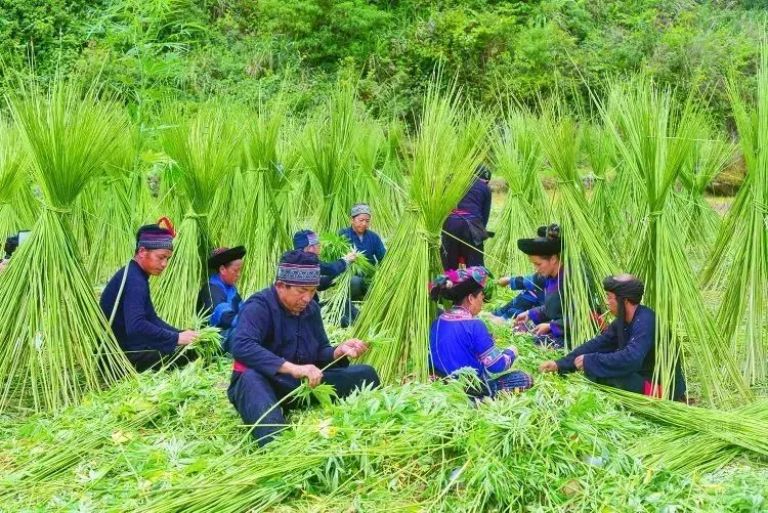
top-left (100, 220), bottom-right (199, 372)
top-left (227, 250), bottom-right (380, 446)
top-left (539, 274), bottom-right (687, 400)
top-left (441, 164), bottom-right (492, 270)
top-left (338, 203), bottom-right (385, 300)
top-left (197, 246), bottom-right (246, 353)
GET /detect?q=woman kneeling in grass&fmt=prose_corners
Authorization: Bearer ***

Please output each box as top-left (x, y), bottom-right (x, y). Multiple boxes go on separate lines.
top-left (429, 266), bottom-right (533, 397)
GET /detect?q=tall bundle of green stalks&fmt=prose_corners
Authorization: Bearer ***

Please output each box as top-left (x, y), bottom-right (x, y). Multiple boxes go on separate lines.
top-left (301, 83), bottom-right (382, 234)
top-left (601, 80), bottom-right (749, 405)
top-left (85, 129), bottom-right (150, 285)
top-left (537, 107), bottom-right (615, 347)
top-left (153, 105), bottom-right (241, 327)
top-left (353, 80), bottom-right (488, 384)
top-left (677, 126), bottom-right (733, 261)
top-left (0, 120), bottom-right (35, 240)
top-left (236, 100), bottom-right (293, 295)
top-left (487, 110), bottom-right (545, 276)
top-left (701, 49), bottom-right (768, 386)
top-left (0, 80), bottom-right (134, 413)
top-left (583, 123), bottom-right (625, 254)
top-left (319, 232), bottom-right (375, 326)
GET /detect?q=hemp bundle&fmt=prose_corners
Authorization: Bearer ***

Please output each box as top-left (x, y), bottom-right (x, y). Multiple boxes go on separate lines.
top-left (0, 80), bottom-right (134, 413)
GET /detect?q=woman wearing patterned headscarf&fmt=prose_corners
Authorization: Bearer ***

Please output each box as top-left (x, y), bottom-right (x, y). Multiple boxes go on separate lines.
top-left (429, 266), bottom-right (533, 397)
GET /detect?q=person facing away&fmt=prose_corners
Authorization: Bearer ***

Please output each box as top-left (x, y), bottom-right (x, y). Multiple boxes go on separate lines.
top-left (197, 246), bottom-right (246, 353)
top-left (441, 164), bottom-right (492, 270)
top-left (227, 249), bottom-right (380, 446)
top-left (539, 274), bottom-right (687, 400)
top-left (429, 266), bottom-right (533, 397)
top-left (100, 219), bottom-right (199, 372)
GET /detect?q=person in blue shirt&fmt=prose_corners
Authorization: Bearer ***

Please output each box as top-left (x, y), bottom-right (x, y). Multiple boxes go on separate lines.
top-left (429, 266), bottom-right (533, 397)
top-left (338, 203), bottom-right (385, 300)
top-left (441, 164), bottom-right (492, 270)
top-left (100, 220), bottom-right (199, 372)
top-left (197, 246), bottom-right (246, 353)
top-left (489, 273), bottom-right (545, 322)
top-left (539, 274), bottom-right (687, 400)
top-left (228, 250), bottom-right (380, 446)
top-left (293, 229), bottom-right (358, 326)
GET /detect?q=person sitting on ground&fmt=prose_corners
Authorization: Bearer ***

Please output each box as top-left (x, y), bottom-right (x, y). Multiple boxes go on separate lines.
top-left (514, 224), bottom-right (566, 348)
top-left (294, 229), bottom-right (358, 326)
top-left (440, 164), bottom-right (492, 270)
top-left (489, 273), bottom-right (545, 323)
top-left (228, 250), bottom-right (381, 446)
top-left (539, 274), bottom-right (687, 400)
top-left (429, 266), bottom-right (533, 397)
top-left (100, 219), bottom-right (199, 372)
top-left (197, 246), bottom-right (246, 353)
top-left (338, 203), bottom-right (385, 300)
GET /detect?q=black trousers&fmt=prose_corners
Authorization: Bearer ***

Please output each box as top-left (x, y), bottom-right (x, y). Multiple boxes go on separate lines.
top-left (228, 364), bottom-right (380, 446)
top-left (441, 217), bottom-right (484, 270)
top-left (124, 348), bottom-right (197, 372)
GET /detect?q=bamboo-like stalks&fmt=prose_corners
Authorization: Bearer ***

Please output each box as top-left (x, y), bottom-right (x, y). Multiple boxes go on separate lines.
top-left (0, 79), bottom-right (135, 413)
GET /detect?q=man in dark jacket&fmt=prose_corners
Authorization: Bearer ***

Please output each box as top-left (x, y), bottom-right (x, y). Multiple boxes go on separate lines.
top-left (228, 250), bottom-right (380, 446)
top-left (539, 274), bottom-right (686, 400)
top-left (100, 221), bottom-right (199, 371)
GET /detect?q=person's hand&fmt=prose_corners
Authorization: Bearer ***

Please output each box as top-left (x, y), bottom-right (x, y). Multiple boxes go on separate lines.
top-left (0, 259), bottom-right (7, 273)
top-left (574, 355), bottom-right (585, 371)
top-left (515, 311), bottom-right (529, 327)
top-left (177, 330), bottom-right (199, 346)
top-left (497, 276), bottom-right (511, 287)
top-left (343, 251), bottom-right (358, 264)
top-left (533, 323), bottom-right (551, 336)
top-left (334, 338), bottom-right (369, 359)
top-left (539, 360), bottom-right (559, 373)
top-left (291, 364), bottom-right (324, 387)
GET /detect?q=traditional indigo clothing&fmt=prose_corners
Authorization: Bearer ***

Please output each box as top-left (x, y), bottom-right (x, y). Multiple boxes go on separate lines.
top-left (198, 274), bottom-right (242, 352)
top-left (228, 286), bottom-right (380, 445)
top-left (338, 227), bottom-right (386, 265)
top-left (441, 178), bottom-right (492, 270)
top-left (429, 307), bottom-right (533, 396)
top-left (319, 259), bottom-right (347, 292)
top-left (100, 260), bottom-right (181, 371)
top-left (525, 268), bottom-right (565, 348)
top-left (492, 274), bottom-right (545, 319)
top-left (555, 305), bottom-right (686, 399)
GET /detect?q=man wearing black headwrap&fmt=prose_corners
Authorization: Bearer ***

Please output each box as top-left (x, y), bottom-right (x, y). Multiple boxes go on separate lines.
top-left (539, 274), bottom-right (686, 400)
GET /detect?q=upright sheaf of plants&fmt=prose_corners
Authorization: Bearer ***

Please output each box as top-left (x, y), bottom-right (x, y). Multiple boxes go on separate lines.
top-left (354, 79), bottom-right (489, 384)
top-left (237, 98), bottom-right (292, 296)
top-left (0, 79), bottom-right (134, 413)
top-left (676, 125), bottom-right (734, 261)
top-left (602, 79), bottom-right (749, 406)
top-left (85, 127), bottom-right (149, 285)
top-left (0, 119), bottom-right (35, 240)
top-left (152, 105), bottom-right (241, 327)
top-left (538, 107), bottom-right (615, 348)
top-left (487, 110), bottom-right (544, 276)
top-left (701, 49), bottom-right (768, 386)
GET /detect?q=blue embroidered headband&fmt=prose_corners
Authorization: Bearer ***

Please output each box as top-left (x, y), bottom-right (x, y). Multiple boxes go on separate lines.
top-left (277, 263), bottom-right (321, 286)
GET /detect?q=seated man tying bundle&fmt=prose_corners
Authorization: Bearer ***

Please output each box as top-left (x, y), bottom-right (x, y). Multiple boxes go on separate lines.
top-left (540, 274), bottom-right (687, 400)
top-left (228, 250), bottom-right (380, 446)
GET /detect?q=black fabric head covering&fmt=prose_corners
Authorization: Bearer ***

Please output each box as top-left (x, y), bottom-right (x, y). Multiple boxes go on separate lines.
top-left (517, 223), bottom-right (562, 257)
top-left (476, 164), bottom-right (492, 181)
top-left (603, 274), bottom-right (645, 348)
top-left (135, 217), bottom-right (175, 251)
top-left (208, 246), bottom-right (246, 269)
